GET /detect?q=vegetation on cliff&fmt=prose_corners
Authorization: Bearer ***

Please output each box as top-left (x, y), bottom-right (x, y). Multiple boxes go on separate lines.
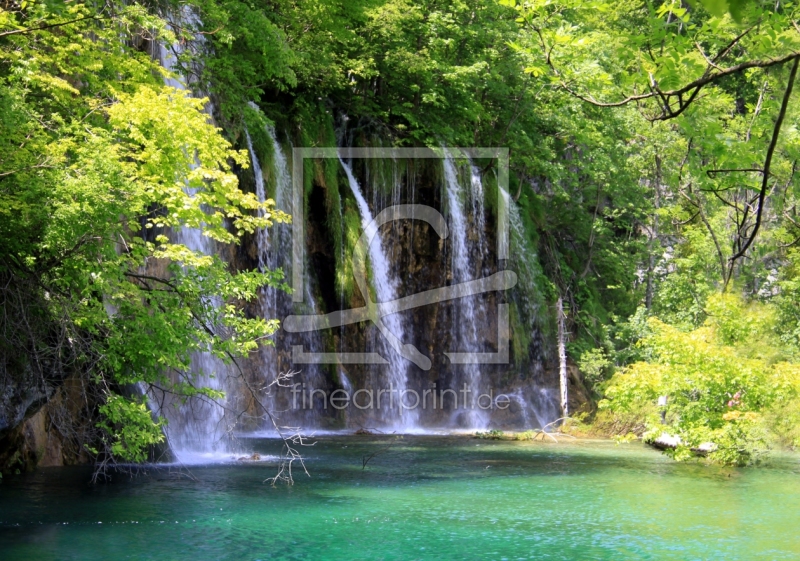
top-left (0, 0), bottom-right (287, 466)
top-left (2, 0), bottom-right (800, 468)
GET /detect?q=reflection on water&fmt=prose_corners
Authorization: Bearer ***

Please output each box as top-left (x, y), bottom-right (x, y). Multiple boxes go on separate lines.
top-left (1, 437), bottom-right (799, 560)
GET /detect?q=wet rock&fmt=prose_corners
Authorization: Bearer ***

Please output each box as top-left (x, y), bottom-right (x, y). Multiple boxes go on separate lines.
top-left (649, 432), bottom-right (682, 450)
top-left (237, 453), bottom-right (261, 461)
top-left (691, 442), bottom-right (718, 456)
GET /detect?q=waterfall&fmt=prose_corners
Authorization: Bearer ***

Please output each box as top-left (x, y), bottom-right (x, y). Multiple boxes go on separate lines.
top-left (339, 158), bottom-right (416, 429)
top-left (244, 130), bottom-right (269, 273)
top-left (144, 13), bottom-right (236, 462)
top-left (501, 186), bottom-right (541, 315)
top-left (500, 186), bottom-right (560, 429)
top-left (337, 367), bottom-right (354, 427)
top-left (442, 152), bottom-right (491, 429)
top-left (161, 225), bottom-right (234, 461)
top-left (247, 123), bottom-right (328, 430)
top-left (147, 41), bottom-right (556, 438)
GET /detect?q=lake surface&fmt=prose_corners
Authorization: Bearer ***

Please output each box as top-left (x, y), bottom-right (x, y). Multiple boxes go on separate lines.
top-left (1, 435), bottom-right (799, 560)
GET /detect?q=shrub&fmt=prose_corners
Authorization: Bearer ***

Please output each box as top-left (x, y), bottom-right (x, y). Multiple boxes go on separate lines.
top-left (600, 294), bottom-right (800, 465)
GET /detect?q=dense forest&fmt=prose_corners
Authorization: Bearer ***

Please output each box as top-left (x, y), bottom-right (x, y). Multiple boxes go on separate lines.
top-left (2, 0), bottom-right (800, 474)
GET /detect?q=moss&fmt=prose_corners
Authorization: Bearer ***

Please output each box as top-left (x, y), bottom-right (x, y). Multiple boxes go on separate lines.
top-left (338, 198), bottom-right (363, 303)
top-left (481, 161), bottom-right (499, 217)
top-left (241, 103), bottom-right (276, 195)
top-left (509, 300), bottom-right (531, 366)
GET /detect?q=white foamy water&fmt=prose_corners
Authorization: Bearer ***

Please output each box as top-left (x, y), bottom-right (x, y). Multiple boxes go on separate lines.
top-left (340, 158), bottom-right (416, 429)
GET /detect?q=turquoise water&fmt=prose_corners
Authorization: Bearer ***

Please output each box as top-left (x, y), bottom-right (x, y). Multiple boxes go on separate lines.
top-left (1, 436), bottom-right (799, 560)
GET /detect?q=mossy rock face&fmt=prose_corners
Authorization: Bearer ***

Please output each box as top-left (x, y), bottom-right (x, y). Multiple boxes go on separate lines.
top-left (0, 349), bottom-right (50, 443)
top-left (0, 338), bottom-right (63, 473)
top-left (0, 408), bottom-right (55, 474)
top-left (152, 119), bottom-right (559, 433)
top-left (279, 151), bottom-right (554, 428)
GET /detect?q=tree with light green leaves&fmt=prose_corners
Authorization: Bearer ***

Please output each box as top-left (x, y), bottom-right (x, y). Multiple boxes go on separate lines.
top-left (505, 0), bottom-right (800, 461)
top-left (0, 0), bottom-right (288, 467)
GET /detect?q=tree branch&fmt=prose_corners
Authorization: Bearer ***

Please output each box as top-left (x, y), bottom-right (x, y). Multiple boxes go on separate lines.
top-left (729, 55), bottom-right (800, 263)
top-left (563, 51), bottom-right (800, 120)
top-left (705, 168), bottom-right (764, 178)
top-left (0, 14), bottom-right (102, 38)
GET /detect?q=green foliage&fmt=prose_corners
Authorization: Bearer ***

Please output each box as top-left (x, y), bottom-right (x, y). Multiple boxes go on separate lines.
top-left (514, 430), bottom-right (538, 441)
top-left (601, 295), bottom-right (800, 465)
top-left (763, 400), bottom-right (800, 449)
top-left (693, 0), bottom-right (755, 21)
top-left (97, 396), bottom-right (166, 464)
top-left (613, 432), bottom-right (638, 444)
top-left (774, 249), bottom-right (800, 356)
top-left (474, 429), bottom-right (505, 440)
top-left (191, 0), bottom-right (297, 124)
top-left (578, 348), bottom-right (613, 391)
top-left (497, 3), bottom-right (800, 467)
top-left (0, 0), bottom-right (288, 466)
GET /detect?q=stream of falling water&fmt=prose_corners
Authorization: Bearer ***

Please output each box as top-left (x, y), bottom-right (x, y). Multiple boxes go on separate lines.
top-left (500, 186), bottom-right (561, 427)
top-left (247, 124), bottom-right (327, 429)
top-left (442, 152), bottom-right (491, 429)
top-left (147, 20), bottom-right (234, 462)
top-left (339, 158), bottom-right (416, 429)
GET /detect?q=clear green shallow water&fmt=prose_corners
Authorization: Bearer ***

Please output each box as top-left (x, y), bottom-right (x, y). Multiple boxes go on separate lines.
top-left (1, 436), bottom-right (799, 561)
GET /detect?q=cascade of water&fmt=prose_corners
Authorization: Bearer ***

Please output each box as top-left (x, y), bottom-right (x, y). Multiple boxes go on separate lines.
top-left (500, 186), bottom-right (560, 429)
top-left (500, 186), bottom-right (541, 314)
top-left (442, 152), bottom-right (491, 429)
top-left (337, 367), bottom-right (354, 427)
top-left (264, 126), bottom-right (293, 273)
top-left (148, 21), bottom-right (559, 439)
top-left (160, 238), bottom-right (232, 461)
top-left (339, 158), bottom-right (415, 429)
top-left (244, 130), bottom-right (268, 273)
top-left (144, 13), bottom-right (235, 462)
top-left (247, 123), bottom-right (328, 429)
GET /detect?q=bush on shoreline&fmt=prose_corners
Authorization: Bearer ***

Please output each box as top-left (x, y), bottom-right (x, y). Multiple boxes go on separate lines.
top-left (598, 295), bottom-right (800, 466)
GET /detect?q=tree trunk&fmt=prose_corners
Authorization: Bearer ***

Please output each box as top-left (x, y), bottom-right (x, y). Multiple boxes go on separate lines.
top-left (646, 154), bottom-right (662, 309)
top-left (557, 297), bottom-right (568, 418)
